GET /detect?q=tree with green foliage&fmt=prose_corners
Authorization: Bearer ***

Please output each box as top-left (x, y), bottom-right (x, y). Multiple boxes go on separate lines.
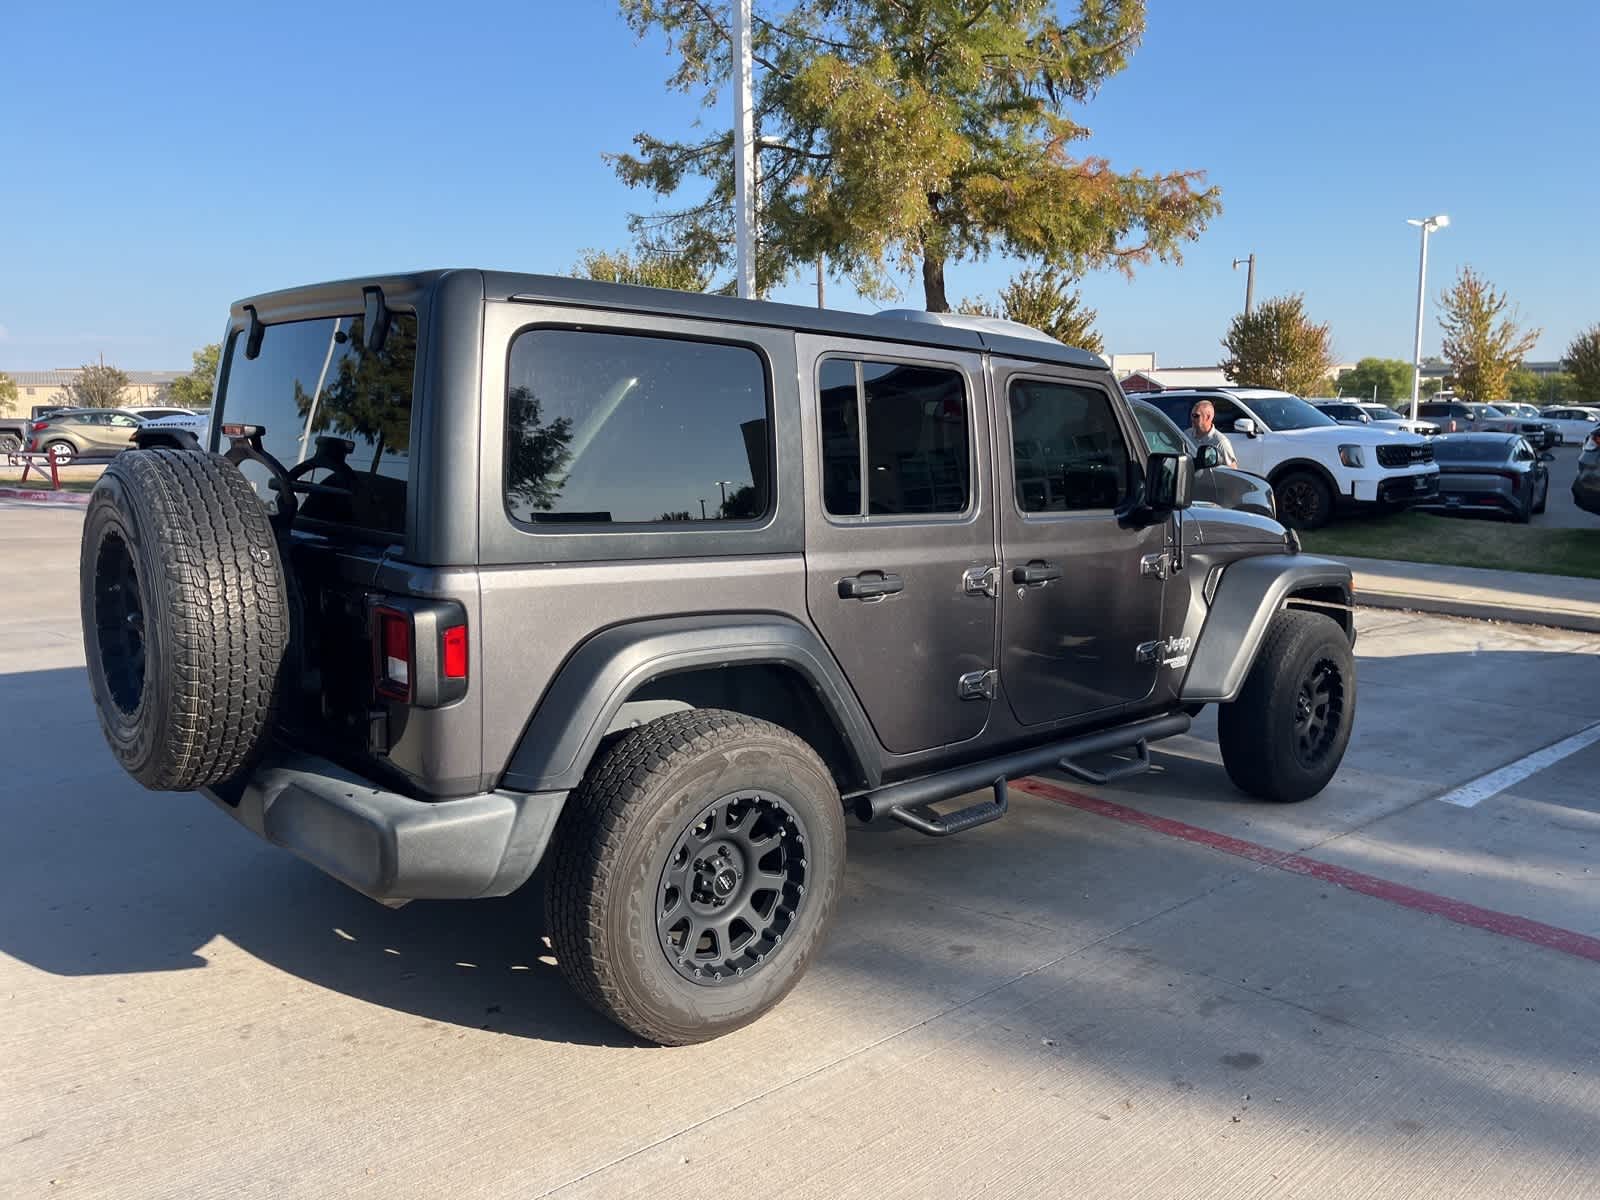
top-left (168, 343), bottom-right (220, 409)
top-left (1437, 266), bottom-right (1540, 402)
top-left (612, 0), bottom-right (1221, 309)
top-left (67, 363), bottom-right (130, 409)
top-left (1333, 357), bottom-right (1413, 403)
top-left (1218, 294), bottom-right (1334, 396)
top-left (1421, 377), bottom-right (1443, 399)
top-left (958, 265), bottom-right (1103, 353)
top-left (574, 246), bottom-right (718, 293)
top-left (0, 372), bottom-right (18, 416)
top-left (1507, 369), bottom-right (1572, 405)
top-left (1564, 324), bottom-right (1600, 403)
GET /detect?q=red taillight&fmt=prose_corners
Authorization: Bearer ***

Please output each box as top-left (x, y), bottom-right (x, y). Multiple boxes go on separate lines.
top-left (1508, 473), bottom-right (1521, 494)
top-left (31, 421), bottom-right (49, 432)
top-left (442, 625), bottom-right (468, 679)
top-left (375, 608), bottom-right (412, 701)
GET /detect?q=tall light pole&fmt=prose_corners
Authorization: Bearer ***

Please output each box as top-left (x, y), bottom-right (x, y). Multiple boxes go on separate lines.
top-left (1231, 254), bottom-right (1256, 316)
top-left (732, 0), bottom-right (756, 300)
top-left (715, 479), bottom-right (735, 511)
top-left (1406, 214), bottom-right (1449, 420)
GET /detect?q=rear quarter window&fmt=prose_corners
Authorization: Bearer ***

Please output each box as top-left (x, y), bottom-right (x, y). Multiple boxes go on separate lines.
top-left (503, 328), bottom-right (772, 527)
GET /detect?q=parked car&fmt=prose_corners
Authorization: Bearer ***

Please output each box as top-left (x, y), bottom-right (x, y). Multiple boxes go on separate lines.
top-left (1574, 426), bottom-right (1600, 516)
top-left (25, 408), bottom-right (144, 464)
top-left (135, 408), bottom-right (210, 448)
top-left (1492, 403), bottom-right (1564, 445)
top-left (74, 269), bottom-right (1358, 1045)
top-left (1129, 400), bottom-right (1277, 518)
top-left (1311, 400), bottom-right (1373, 426)
top-left (1538, 406), bottom-right (1600, 444)
top-left (1145, 387), bottom-right (1438, 529)
top-left (1415, 433), bottom-right (1552, 523)
top-left (1358, 405), bottom-right (1440, 437)
top-left (1416, 402), bottom-right (1558, 449)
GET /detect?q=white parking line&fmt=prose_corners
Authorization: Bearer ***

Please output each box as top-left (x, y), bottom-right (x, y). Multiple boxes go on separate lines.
top-left (1436, 720), bottom-right (1600, 808)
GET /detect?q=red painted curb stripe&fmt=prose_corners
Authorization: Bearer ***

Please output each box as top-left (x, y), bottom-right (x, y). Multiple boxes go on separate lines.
top-left (0, 487), bottom-right (90, 505)
top-left (1012, 777), bottom-right (1600, 965)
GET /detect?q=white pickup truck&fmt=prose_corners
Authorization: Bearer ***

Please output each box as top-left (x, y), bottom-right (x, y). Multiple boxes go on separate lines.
top-left (1142, 387), bottom-right (1440, 529)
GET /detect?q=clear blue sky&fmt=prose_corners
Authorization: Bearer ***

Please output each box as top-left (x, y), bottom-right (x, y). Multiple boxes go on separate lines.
top-left (3, 0), bottom-right (1596, 373)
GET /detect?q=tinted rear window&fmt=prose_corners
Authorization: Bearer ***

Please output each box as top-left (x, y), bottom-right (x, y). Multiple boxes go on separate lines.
top-left (217, 313), bottom-right (417, 538)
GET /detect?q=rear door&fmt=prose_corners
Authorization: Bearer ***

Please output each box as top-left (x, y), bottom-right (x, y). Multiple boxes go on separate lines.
top-left (994, 363), bottom-right (1168, 726)
top-left (797, 335), bottom-right (997, 755)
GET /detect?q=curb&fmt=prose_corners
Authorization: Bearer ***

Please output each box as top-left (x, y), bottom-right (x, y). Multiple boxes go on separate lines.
top-left (0, 487), bottom-right (91, 507)
top-left (1353, 588), bottom-right (1600, 634)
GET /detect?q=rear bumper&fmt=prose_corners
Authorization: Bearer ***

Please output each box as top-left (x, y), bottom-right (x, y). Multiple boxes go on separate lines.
top-left (202, 750), bottom-right (567, 902)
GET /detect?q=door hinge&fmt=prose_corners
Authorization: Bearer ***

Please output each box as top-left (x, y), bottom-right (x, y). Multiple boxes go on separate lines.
top-left (1141, 551), bottom-right (1169, 580)
top-left (962, 564), bottom-right (999, 598)
top-left (957, 669), bottom-right (998, 701)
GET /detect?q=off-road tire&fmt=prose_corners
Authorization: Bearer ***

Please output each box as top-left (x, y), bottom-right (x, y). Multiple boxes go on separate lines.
top-left (80, 450), bottom-right (289, 791)
top-left (546, 709), bottom-right (846, 1045)
top-left (1217, 610), bottom-right (1355, 803)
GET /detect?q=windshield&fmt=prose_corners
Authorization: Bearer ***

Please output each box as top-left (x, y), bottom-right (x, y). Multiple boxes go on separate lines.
top-left (1433, 437), bottom-right (1512, 463)
top-left (1477, 405), bottom-right (1505, 418)
top-left (215, 312), bottom-right (418, 538)
top-left (1244, 395), bottom-right (1338, 431)
top-left (1363, 407), bottom-right (1403, 421)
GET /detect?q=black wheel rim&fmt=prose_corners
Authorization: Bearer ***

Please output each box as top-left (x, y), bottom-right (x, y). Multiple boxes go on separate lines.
top-left (1279, 479), bottom-right (1321, 525)
top-left (1292, 657), bottom-right (1344, 769)
top-left (94, 531), bottom-right (146, 714)
top-left (656, 790), bottom-right (810, 986)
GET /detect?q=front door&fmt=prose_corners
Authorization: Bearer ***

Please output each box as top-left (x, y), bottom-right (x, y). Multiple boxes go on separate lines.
top-left (798, 335), bottom-right (997, 755)
top-left (995, 365), bottom-right (1169, 726)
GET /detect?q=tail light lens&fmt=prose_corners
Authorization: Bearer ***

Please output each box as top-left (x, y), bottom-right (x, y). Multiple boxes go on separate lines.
top-left (442, 624), bottom-right (468, 679)
top-left (31, 421), bottom-right (49, 432)
top-left (374, 608), bottom-right (412, 701)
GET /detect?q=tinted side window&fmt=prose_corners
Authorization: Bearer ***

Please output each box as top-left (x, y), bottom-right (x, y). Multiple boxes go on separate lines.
top-left (505, 329), bottom-right (770, 526)
top-left (1010, 379), bottom-right (1130, 513)
top-left (817, 358), bottom-right (970, 517)
top-left (1133, 405), bottom-right (1188, 456)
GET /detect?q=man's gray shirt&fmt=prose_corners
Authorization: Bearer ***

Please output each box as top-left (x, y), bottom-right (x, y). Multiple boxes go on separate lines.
top-left (1189, 426), bottom-right (1236, 466)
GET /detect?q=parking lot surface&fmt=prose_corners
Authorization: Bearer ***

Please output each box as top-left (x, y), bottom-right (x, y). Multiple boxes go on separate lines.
top-left (2, 504), bottom-right (1597, 1199)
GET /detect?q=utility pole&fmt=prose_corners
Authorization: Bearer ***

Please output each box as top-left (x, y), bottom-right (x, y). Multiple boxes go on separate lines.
top-left (699, 499), bottom-right (708, 520)
top-left (732, 0), bottom-right (756, 300)
top-left (1406, 215), bottom-right (1449, 420)
top-left (1232, 254), bottom-right (1256, 317)
top-left (817, 255), bottom-right (825, 309)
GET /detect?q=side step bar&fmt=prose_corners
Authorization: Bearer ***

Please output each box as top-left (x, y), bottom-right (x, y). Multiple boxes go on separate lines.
top-left (856, 711), bottom-right (1191, 837)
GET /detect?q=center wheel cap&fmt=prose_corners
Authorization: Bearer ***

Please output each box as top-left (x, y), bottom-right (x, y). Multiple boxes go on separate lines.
top-left (712, 868), bottom-right (739, 897)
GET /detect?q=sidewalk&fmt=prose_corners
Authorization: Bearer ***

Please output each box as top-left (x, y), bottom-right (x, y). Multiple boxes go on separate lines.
top-left (1333, 555), bottom-right (1600, 634)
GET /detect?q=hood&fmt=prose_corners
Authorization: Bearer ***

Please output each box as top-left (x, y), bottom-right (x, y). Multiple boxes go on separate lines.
top-left (1185, 505), bottom-right (1288, 547)
top-left (1264, 423), bottom-right (1422, 447)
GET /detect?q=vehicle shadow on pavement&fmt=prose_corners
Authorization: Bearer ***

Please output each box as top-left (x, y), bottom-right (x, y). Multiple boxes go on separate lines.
top-left (0, 668), bottom-right (633, 1048)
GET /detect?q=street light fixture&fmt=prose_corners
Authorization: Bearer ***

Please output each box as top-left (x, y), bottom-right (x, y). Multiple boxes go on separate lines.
top-left (1406, 214), bottom-right (1450, 420)
top-left (714, 479), bottom-right (736, 511)
top-left (1231, 254), bottom-right (1256, 317)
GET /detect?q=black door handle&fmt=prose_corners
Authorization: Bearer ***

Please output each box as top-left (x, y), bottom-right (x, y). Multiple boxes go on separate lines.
top-left (838, 571), bottom-right (904, 600)
top-left (1013, 561), bottom-right (1062, 585)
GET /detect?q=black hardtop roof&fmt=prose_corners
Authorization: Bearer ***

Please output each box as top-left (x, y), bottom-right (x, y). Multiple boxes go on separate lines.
top-left (230, 268), bottom-right (1107, 371)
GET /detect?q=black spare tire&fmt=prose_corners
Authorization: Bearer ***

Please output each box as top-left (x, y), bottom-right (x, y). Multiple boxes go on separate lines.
top-left (80, 450), bottom-right (290, 791)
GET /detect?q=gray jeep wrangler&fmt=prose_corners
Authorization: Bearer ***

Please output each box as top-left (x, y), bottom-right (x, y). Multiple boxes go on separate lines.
top-left (78, 270), bottom-right (1356, 1045)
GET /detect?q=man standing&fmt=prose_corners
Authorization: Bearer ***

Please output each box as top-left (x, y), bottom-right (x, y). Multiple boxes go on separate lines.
top-left (1187, 399), bottom-right (1238, 467)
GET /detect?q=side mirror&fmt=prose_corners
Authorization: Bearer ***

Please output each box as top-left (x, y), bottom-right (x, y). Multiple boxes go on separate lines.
top-left (1233, 417), bottom-right (1258, 438)
top-left (1194, 444), bottom-right (1222, 471)
top-left (1539, 451), bottom-right (1556, 463)
top-left (1145, 451), bottom-right (1194, 513)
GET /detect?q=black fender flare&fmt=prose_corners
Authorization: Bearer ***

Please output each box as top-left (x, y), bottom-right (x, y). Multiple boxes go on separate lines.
top-left (1179, 554), bottom-right (1353, 703)
top-left (498, 614), bottom-right (882, 793)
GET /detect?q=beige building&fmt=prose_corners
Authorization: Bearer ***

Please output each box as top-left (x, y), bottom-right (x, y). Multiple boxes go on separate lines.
top-left (1, 369), bottom-right (186, 417)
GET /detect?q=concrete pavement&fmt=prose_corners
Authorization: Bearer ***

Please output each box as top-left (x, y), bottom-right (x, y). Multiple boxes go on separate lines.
top-left (3, 505), bottom-right (1600, 1199)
